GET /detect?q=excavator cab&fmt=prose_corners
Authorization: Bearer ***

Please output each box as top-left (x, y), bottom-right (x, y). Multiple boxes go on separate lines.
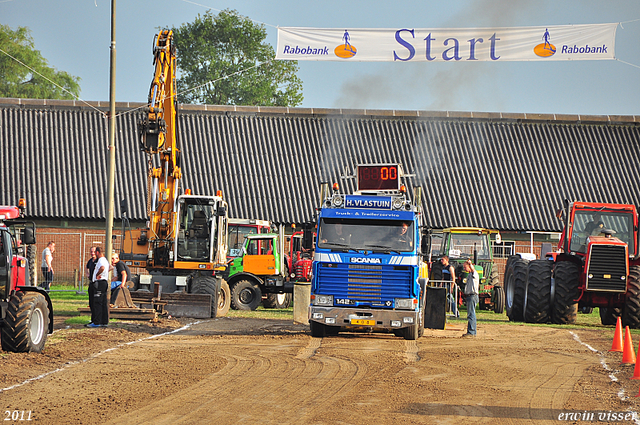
top-left (175, 195), bottom-right (228, 266)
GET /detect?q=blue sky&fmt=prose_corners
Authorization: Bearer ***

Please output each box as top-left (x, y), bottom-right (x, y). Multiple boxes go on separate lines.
top-left (2, 0), bottom-right (639, 115)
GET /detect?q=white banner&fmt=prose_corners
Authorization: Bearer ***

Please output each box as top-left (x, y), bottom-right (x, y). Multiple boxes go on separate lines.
top-left (276, 23), bottom-right (617, 62)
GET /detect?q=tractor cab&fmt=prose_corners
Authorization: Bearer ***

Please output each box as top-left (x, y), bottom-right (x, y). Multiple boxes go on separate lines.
top-left (229, 233), bottom-right (282, 278)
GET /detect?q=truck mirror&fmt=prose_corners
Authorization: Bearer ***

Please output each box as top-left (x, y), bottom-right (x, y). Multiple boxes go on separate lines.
top-left (120, 199), bottom-right (128, 215)
top-left (217, 205), bottom-right (227, 216)
top-left (21, 227), bottom-right (36, 245)
top-left (303, 228), bottom-right (313, 251)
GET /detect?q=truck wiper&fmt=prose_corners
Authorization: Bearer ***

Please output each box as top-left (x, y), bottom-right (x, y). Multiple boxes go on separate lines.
top-left (363, 244), bottom-right (401, 255)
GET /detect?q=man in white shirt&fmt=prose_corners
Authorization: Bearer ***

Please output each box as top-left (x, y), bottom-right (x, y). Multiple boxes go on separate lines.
top-left (87, 246), bottom-right (110, 328)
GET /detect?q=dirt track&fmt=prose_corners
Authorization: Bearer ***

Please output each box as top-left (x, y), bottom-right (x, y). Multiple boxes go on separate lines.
top-left (2, 317), bottom-right (640, 424)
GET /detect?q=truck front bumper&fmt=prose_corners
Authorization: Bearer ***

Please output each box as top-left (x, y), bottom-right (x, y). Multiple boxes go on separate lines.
top-left (308, 306), bottom-right (419, 330)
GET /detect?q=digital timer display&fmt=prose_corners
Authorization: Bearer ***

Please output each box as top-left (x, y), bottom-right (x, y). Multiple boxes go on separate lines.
top-left (357, 165), bottom-right (399, 191)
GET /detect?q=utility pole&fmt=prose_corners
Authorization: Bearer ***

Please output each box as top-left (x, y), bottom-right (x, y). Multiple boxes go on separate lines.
top-left (105, 0), bottom-right (117, 263)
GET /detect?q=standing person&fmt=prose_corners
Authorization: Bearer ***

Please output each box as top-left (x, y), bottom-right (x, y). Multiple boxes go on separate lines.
top-left (463, 259), bottom-right (480, 337)
top-left (88, 246), bottom-right (110, 328)
top-left (440, 256), bottom-right (458, 317)
top-left (109, 253), bottom-right (132, 306)
top-left (85, 247), bottom-right (98, 325)
top-left (41, 241), bottom-right (55, 291)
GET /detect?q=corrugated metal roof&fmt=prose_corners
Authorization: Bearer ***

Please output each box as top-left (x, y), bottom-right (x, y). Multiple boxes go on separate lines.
top-left (1, 99), bottom-right (639, 232)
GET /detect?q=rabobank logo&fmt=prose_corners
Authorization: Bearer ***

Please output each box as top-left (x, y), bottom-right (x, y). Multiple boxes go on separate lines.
top-left (534, 28), bottom-right (556, 57)
top-left (334, 30), bottom-right (357, 59)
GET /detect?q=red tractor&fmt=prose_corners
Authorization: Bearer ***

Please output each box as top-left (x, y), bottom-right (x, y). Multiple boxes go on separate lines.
top-left (0, 201), bottom-right (53, 352)
top-left (504, 201), bottom-right (640, 327)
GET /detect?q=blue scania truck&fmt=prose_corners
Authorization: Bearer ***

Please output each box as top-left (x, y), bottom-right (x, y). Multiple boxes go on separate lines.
top-left (308, 164), bottom-right (436, 340)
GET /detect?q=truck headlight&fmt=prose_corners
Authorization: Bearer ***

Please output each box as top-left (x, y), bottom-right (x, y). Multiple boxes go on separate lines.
top-left (314, 295), bottom-right (333, 306)
top-left (395, 298), bottom-right (417, 310)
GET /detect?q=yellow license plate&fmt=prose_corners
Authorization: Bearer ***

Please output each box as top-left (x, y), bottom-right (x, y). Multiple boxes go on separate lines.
top-left (351, 319), bottom-right (375, 326)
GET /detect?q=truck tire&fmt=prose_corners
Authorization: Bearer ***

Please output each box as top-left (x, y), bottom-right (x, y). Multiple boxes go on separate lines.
top-left (217, 280), bottom-right (231, 317)
top-left (402, 323), bottom-right (420, 340)
top-left (524, 260), bottom-right (552, 323)
top-left (623, 266), bottom-right (640, 329)
top-left (191, 276), bottom-right (220, 318)
top-left (263, 293), bottom-right (292, 309)
top-left (493, 286), bottom-right (505, 314)
top-left (230, 280), bottom-right (262, 311)
top-left (505, 256), bottom-right (529, 322)
top-left (310, 320), bottom-right (327, 338)
top-left (1, 291), bottom-right (49, 353)
top-left (600, 307), bottom-right (621, 326)
top-left (26, 245), bottom-right (37, 286)
top-left (551, 261), bottom-right (580, 324)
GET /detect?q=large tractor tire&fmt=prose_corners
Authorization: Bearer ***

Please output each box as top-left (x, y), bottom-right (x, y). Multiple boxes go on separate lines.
top-left (493, 286), bottom-right (505, 314)
top-left (551, 261), bottom-right (580, 324)
top-left (191, 276), bottom-right (220, 318)
top-left (263, 293), bottom-right (292, 309)
top-left (599, 307), bottom-right (621, 326)
top-left (623, 266), bottom-right (640, 329)
top-left (504, 255), bottom-right (529, 322)
top-left (26, 245), bottom-right (37, 286)
top-left (524, 260), bottom-right (552, 323)
top-left (1, 291), bottom-right (49, 353)
top-left (217, 280), bottom-right (231, 317)
top-left (230, 280), bottom-right (263, 311)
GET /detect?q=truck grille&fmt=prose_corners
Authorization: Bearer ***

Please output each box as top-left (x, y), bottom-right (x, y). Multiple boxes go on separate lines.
top-left (317, 263), bottom-right (412, 302)
top-left (586, 245), bottom-right (627, 292)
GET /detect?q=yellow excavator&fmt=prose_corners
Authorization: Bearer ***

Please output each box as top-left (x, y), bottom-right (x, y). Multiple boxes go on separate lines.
top-left (120, 29), bottom-right (231, 318)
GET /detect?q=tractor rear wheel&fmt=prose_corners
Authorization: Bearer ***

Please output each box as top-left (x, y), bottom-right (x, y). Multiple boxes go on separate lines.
top-left (505, 255), bottom-right (529, 321)
top-left (1, 291), bottom-right (49, 353)
top-left (551, 261), bottom-right (580, 324)
top-left (191, 276), bottom-right (220, 318)
top-left (493, 286), bottom-right (505, 314)
top-left (623, 266), bottom-right (640, 329)
top-left (230, 280), bottom-right (262, 311)
top-left (216, 280), bottom-right (231, 317)
top-left (263, 293), bottom-right (292, 309)
top-left (524, 260), bottom-right (552, 323)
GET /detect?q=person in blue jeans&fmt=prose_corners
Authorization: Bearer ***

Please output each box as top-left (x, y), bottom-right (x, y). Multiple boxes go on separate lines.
top-left (463, 259), bottom-right (479, 337)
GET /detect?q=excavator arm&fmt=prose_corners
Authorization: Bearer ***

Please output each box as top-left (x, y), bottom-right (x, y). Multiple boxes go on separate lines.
top-left (138, 29), bottom-right (182, 266)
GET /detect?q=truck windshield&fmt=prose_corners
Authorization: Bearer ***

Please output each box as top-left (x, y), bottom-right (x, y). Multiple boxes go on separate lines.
top-left (229, 225), bottom-right (260, 257)
top-left (571, 210), bottom-right (635, 254)
top-left (318, 218), bottom-right (414, 253)
top-left (445, 233), bottom-right (491, 260)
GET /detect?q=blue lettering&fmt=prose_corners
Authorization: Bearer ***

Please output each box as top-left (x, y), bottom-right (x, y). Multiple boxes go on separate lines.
top-left (467, 38), bottom-right (483, 60)
top-left (489, 33), bottom-right (500, 60)
top-left (394, 29), bottom-right (415, 61)
top-left (442, 37), bottom-right (461, 61)
top-left (424, 33), bottom-right (436, 61)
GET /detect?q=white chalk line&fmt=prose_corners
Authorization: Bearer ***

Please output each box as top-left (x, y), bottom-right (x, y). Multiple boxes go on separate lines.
top-left (570, 331), bottom-right (640, 424)
top-left (1, 320), bottom-right (203, 393)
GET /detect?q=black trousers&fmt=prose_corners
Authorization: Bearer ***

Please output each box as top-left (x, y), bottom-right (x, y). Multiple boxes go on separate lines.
top-left (92, 279), bottom-right (109, 325)
top-left (88, 280), bottom-right (96, 324)
top-left (41, 267), bottom-right (54, 291)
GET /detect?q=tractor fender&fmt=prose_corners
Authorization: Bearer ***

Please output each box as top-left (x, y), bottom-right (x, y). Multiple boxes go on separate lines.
top-left (227, 272), bottom-right (263, 288)
top-left (14, 286), bottom-right (54, 334)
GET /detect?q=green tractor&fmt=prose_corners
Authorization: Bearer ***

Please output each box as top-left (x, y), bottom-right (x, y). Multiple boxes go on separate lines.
top-left (227, 228), bottom-right (293, 310)
top-left (432, 227), bottom-right (504, 314)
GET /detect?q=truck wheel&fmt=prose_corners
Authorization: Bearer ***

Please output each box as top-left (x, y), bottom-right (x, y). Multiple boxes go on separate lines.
top-left (230, 280), bottom-right (262, 311)
top-left (599, 307), bottom-right (621, 326)
top-left (623, 266), bottom-right (640, 329)
top-left (505, 255), bottom-right (529, 322)
top-left (402, 323), bottom-right (420, 340)
top-left (26, 245), bottom-right (37, 286)
top-left (493, 286), bottom-right (505, 314)
top-left (263, 293), bottom-right (292, 309)
top-left (216, 280), bottom-right (231, 317)
top-left (1, 291), bottom-right (49, 353)
top-left (191, 276), bottom-right (220, 318)
top-left (552, 261), bottom-right (580, 324)
top-left (524, 260), bottom-right (552, 323)
top-left (310, 320), bottom-right (327, 338)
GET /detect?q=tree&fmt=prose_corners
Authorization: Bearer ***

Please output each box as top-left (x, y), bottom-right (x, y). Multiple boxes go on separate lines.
top-left (0, 25), bottom-right (80, 100)
top-left (171, 9), bottom-right (303, 107)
